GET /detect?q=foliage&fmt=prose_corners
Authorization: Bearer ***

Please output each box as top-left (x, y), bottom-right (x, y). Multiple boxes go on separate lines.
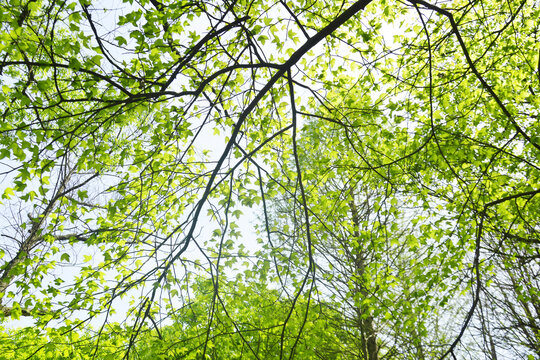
top-left (0, 0), bottom-right (538, 359)
top-left (1, 273), bottom-right (346, 360)
top-left (135, 275), bottom-right (347, 360)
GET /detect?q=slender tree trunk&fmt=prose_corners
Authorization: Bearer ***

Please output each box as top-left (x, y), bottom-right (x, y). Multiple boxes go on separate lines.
top-left (0, 168), bottom-right (74, 314)
top-left (349, 192), bottom-right (379, 360)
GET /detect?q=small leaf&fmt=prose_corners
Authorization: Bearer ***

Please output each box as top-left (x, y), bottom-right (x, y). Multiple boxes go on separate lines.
top-left (115, 36), bottom-right (127, 46)
top-left (2, 187), bottom-right (14, 199)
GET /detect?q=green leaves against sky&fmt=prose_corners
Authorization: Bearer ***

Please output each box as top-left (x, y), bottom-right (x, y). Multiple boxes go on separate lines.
top-left (0, 0), bottom-right (538, 359)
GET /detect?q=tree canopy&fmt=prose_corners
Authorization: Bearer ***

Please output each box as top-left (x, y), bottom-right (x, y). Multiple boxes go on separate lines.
top-left (0, 0), bottom-right (538, 359)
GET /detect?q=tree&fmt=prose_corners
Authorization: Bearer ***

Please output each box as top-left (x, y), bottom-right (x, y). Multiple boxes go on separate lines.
top-left (1, 272), bottom-right (345, 360)
top-left (260, 81), bottom-right (460, 360)
top-left (136, 273), bottom-right (349, 360)
top-left (474, 228), bottom-right (540, 359)
top-left (0, 0), bottom-right (538, 359)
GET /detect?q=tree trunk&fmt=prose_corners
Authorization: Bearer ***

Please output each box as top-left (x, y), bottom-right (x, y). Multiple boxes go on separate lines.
top-left (349, 192), bottom-right (379, 360)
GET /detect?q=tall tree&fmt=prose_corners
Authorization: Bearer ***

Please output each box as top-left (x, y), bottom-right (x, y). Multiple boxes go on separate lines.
top-left (261, 89), bottom-right (457, 359)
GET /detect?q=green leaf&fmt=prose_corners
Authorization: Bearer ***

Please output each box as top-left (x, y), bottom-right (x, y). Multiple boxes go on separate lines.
top-left (115, 36), bottom-right (127, 46)
top-left (2, 187), bottom-right (14, 199)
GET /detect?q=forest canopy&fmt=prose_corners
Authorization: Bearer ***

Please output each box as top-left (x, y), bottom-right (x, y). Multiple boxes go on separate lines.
top-left (0, 0), bottom-right (539, 359)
